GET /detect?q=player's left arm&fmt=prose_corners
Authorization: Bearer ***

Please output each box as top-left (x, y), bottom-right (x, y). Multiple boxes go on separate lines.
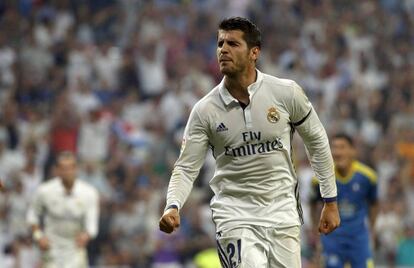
top-left (309, 178), bottom-right (323, 231)
top-left (367, 172), bottom-right (379, 230)
top-left (366, 171), bottom-right (379, 249)
top-left (369, 201), bottom-right (378, 231)
top-left (288, 82), bottom-right (339, 233)
top-left (289, 82), bottom-right (337, 203)
top-left (78, 188), bottom-right (99, 247)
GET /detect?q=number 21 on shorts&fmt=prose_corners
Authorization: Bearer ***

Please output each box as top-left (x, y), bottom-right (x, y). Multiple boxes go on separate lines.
top-left (216, 237), bottom-right (242, 268)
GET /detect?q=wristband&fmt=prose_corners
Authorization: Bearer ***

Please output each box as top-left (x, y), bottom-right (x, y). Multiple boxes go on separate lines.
top-left (166, 204), bottom-right (179, 211)
top-left (323, 197), bottom-right (337, 203)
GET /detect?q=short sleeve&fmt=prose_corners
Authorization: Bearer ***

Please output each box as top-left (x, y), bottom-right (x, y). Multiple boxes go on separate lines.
top-left (367, 175), bottom-right (378, 204)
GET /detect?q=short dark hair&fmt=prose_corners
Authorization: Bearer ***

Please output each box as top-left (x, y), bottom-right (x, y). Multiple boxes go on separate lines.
top-left (332, 133), bottom-right (354, 146)
top-left (218, 17), bottom-right (261, 49)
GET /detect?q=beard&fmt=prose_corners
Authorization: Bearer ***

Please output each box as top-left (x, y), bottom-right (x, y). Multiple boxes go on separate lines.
top-left (219, 61), bottom-right (245, 77)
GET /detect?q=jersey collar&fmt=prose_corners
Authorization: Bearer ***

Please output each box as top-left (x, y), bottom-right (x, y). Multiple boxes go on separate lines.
top-left (335, 161), bottom-right (357, 184)
top-left (58, 177), bottom-right (79, 196)
top-left (219, 69), bottom-right (264, 106)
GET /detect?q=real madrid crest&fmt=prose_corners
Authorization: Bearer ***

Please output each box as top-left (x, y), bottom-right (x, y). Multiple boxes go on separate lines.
top-left (267, 107), bottom-right (280, 123)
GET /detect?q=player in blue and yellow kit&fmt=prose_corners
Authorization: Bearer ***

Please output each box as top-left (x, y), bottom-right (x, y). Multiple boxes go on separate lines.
top-left (311, 133), bottom-right (378, 268)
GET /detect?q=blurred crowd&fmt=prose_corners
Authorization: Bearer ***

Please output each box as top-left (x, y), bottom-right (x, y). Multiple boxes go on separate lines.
top-left (0, 0), bottom-right (413, 267)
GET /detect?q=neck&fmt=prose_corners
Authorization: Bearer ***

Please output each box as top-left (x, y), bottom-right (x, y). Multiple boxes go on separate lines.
top-left (224, 67), bottom-right (257, 104)
top-left (336, 162), bottom-right (353, 177)
top-left (225, 67), bottom-right (257, 91)
top-left (336, 168), bottom-right (347, 177)
top-left (62, 180), bottom-right (75, 194)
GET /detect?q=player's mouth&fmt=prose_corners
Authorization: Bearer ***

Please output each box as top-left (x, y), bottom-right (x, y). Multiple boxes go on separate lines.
top-left (219, 57), bottom-right (232, 63)
top-left (333, 155), bottom-right (343, 162)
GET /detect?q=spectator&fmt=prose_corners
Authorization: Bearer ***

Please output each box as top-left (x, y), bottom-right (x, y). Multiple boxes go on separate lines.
top-left (396, 221), bottom-right (414, 267)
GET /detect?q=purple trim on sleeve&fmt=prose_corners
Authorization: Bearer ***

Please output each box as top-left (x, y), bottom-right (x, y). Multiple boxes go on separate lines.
top-left (323, 197), bottom-right (337, 203)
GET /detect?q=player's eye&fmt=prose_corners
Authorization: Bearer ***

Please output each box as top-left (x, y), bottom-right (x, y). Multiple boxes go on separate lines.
top-left (228, 41), bottom-right (238, 46)
top-left (218, 41), bottom-right (224, 47)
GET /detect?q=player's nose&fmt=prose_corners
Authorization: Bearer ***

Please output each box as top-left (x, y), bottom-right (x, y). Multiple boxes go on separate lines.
top-left (220, 42), bottom-right (230, 52)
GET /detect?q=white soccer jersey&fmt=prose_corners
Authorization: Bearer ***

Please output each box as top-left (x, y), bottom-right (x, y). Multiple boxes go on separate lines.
top-left (27, 177), bottom-right (99, 267)
top-left (166, 70), bottom-right (337, 231)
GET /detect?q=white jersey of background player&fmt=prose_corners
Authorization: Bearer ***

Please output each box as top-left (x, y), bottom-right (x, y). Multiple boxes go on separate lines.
top-left (160, 17), bottom-right (340, 268)
top-left (27, 152), bottom-right (99, 268)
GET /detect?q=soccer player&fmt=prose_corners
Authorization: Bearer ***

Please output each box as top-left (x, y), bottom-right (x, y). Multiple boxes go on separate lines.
top-left (311, 133), bottom-right (378, 268)
top-left (159, 17), bottom-right (340, 268)
top-left (27, 151), bottom-right (99, 268)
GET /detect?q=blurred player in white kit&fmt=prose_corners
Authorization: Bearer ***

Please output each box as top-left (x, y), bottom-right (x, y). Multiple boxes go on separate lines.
top-left (27, 151), bottom-right (99, 268)
top-left (159, 17), bottom-right (340, 268)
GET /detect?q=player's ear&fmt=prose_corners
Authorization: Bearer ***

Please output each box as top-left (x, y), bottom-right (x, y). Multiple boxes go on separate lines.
top-left (250, 47), bottom-right (260, 61)
top-left (350, 145), bottom-right (357, 158)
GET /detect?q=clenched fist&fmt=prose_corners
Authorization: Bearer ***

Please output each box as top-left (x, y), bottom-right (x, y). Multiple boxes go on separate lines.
top-left (37, 236), bottom-right (50, 251)
top-left (159, 207), bottom-right (180, 234)
top-left (319, 201), bottom-right (340, 234)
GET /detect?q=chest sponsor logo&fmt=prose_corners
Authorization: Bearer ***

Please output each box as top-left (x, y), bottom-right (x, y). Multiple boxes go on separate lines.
top-left (224, 131), bottom-right (284, 157)
top-left (267, 107), bottom-right (280, 123)
top-left (339, 199), bottom-right (356, 217)
top-left (216, 122), bottom-right (228, 132)
top-left (352, 183), bottom-right (360, 192)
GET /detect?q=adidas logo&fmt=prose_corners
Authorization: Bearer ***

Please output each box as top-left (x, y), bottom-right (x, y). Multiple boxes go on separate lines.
top-left (216, 122), bottom-right (228, 132)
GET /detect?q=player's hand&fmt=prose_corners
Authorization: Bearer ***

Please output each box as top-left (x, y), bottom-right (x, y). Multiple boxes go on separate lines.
top-left (76, 232), bottom-right (90, 247)
top-left (319, 201), bottom-right (340, 234)
top-left (37, 237), bottom-right (50, 251)
top-left (159, 207), bottom-right (180, 234)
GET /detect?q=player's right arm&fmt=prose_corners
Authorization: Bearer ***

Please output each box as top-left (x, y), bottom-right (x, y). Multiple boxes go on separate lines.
top-left (159, 205), bottom-right (180, 233)
top-left (30, 225), bottom-right (50, 250)
top-left (159, 103), bottom-right (209, 233)
top-left (27, 186), bottom-right (50, 250)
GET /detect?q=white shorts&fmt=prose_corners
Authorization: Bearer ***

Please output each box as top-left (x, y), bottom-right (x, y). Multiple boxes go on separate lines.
top-left (216, 225), bottom-right (301, 268)
top-left (42, 248), bottom-right (88, 268)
